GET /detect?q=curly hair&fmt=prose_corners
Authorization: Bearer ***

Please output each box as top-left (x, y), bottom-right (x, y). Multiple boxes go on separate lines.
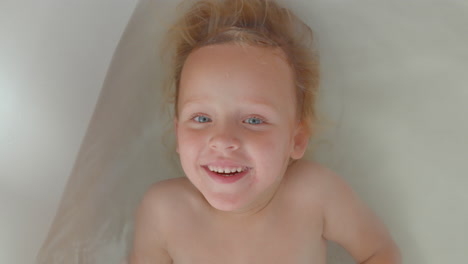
top-left (163, 0), bottom-right (319, 136)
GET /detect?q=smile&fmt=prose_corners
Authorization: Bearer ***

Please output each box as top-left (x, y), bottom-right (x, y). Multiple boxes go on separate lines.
top-left (203, 166), bottom-right (250, 183)
top-left (207, 165), bottom-right (248, 175)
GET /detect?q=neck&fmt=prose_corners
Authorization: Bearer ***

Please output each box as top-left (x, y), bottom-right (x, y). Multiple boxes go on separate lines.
top-left (211, 175), bottom-right (286, 223)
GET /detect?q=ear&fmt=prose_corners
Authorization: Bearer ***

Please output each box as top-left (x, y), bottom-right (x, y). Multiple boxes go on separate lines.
top-left (290, 122), bottom-right (309, 160)
top-left (174, 118), bottom-right (179, 154)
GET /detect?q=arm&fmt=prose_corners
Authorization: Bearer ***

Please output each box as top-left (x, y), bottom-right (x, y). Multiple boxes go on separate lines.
top-left (360, 242), bottom-right (401, 264)
top-left (320, 169), bottom-right (401, 264)
top-left (128, 183), bottom-right (173, 264)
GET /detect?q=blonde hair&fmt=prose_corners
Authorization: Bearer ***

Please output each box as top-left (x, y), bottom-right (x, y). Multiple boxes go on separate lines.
top-left (163, 0), bottom-right (319, 136)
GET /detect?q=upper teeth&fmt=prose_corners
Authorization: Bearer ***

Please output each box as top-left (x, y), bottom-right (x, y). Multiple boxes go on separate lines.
top-left (208, 166), bottom-right (245, 173)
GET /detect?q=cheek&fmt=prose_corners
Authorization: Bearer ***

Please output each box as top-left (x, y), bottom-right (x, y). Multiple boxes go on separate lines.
top-left (178, 128), bottom-right (204, 145)
top-left (176, 129), bottom-right (209, 164)
top-left (177, 133), bottom-right (201, 174)
top-left (249, 130), bottom-right (292, 158)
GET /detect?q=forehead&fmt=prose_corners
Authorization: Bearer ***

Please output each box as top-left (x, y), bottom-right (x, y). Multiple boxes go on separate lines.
top-left (179, 44), bottom-right (295, 108)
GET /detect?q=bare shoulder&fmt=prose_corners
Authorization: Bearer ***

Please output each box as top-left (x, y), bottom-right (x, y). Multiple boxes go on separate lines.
top-left (129, 177), bottom-right (200, 263)
top-left (285, 159), bottom-right (345, 199)
top-left (289, 160), bottom-right (400, 263)
top-left (141, 177), bottom-right (201, 217)
top-left (287, 159), bottom-right (337, 180)
top-left (286, 159), bottom-right (368, 214)
top-left (144, 177), bottom-right (195, 202)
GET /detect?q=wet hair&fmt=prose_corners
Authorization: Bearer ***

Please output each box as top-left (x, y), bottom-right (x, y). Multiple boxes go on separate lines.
top-left (163, 0), bottom-right (319, 136)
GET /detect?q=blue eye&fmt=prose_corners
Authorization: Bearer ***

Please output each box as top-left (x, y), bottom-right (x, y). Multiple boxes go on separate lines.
top-left (245, 117), bottom-right (264, 125)
top-left (193, 115), bottom-right (211, 123)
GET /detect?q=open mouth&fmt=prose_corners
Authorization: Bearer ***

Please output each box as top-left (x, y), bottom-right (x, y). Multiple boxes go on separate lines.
top-left (207, 165), bottom-right (248, 177)
top-left (203, 165), bottom-right (250, 183)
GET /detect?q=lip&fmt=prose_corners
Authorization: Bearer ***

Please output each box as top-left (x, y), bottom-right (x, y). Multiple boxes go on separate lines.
top-left (202, 165), bottom-right (250, 184)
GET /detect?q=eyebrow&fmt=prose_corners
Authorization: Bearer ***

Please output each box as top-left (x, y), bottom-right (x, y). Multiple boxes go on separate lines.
top-left (238, 98), bottom-right (280, 112)
top-left (178, 98), bottom-right (211, 110)
top-left (180, 97), bottom-right (280, 112)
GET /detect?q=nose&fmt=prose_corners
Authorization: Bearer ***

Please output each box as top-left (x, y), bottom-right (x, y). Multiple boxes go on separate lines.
top-left (209, 123), bottom-right (240, 152)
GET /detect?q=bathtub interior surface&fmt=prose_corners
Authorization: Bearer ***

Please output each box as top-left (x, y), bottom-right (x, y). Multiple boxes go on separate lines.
top-left (0, 0), bottom-right (138, 264)
top-left (1, 0), bottom-right (467, 263)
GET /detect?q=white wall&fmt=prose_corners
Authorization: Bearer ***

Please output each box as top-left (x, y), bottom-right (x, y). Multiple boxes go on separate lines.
top-left (0, 0), bottom-right (137, 263)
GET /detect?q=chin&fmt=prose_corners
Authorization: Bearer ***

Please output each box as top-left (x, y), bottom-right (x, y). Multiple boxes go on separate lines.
top-left (204, 191), bottom-right (249, 212)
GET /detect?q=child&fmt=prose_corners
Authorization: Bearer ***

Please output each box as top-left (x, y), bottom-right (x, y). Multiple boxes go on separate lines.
top-left (129, 0), bottom-right (401, 263)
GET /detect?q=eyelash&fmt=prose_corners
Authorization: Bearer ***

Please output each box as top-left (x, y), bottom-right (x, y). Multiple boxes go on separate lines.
top-left (191, 114), bottom-right (211, 123)
top-left (244, 116), bottom-right (265, 125)
top-left (189, 114), bottom-right (266, 125)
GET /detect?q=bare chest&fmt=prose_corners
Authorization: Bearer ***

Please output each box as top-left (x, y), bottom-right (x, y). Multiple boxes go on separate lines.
top-left (166, 204), bottom-right (326, 264)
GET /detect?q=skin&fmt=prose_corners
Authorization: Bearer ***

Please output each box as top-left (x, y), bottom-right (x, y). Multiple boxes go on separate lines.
top-left (129, 44), bottom-right (401, 264)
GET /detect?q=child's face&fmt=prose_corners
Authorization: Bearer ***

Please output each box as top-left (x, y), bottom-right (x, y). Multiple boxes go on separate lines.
top-left (175, 44), bottom-right (308, 214)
